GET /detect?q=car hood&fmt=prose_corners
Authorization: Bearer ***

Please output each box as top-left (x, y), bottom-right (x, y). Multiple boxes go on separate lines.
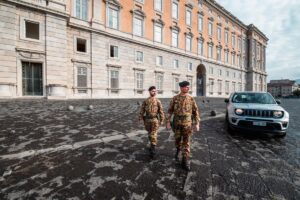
top-left (232, 103), bottom-right (284, 111)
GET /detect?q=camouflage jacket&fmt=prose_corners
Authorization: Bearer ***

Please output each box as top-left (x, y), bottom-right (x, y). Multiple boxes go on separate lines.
top-left (139, 97), bottom-right (165, 123)
top-left (167, 94), bottom-right (200, 124)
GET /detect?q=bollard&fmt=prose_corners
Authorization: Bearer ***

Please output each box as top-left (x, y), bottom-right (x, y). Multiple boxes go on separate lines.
top-left (68, 105), bottom-right (74, 111)
top-left (210, 110), bottom-right (217, 116)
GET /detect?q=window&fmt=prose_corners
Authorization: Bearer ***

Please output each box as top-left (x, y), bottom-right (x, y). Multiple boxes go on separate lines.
top-left (225, 31), bottom-right (229, 44)
top-left (225, 51), bottom-right (229, 63)
top-left (136, 72), bottom-right (144, 90)
top-left (232, 53), bottom-right (235, 65)
top-left (225, 81), bottom-right (229, 94)
top-left (238, 38), bottom-right (242, 50)
top-left (209, 67), bottom-right (214, 75)
top-left (155, 0), bottom-right (162, 12)
top-left (238, 83), bottom-right (242, 91)
top-left (218, 69), bottom-right (222, 76)
top-left (75, 0), bottom-right (88, 20)
top-left (238, 55), bottom-right (242, 67)
top-left (198, 1), bottom-right (203, 8)
top-left (209, 79), bottom-right (214, 94)
top-left (154, 23), bottom-right (162, 43)
top-left (226, 70), bottom-right (229, 77)
top-left (232, 35), bottom-right (236, 48)
top-left (217, 27), bottom-right (221, 40)
top-left (108, 7), bottom-right (119, 29)
top-left (208, 22), bottom-right (213, 36)
top-left (133, 17), bottom-right (143, 36)
top-left (217, 48), bottom-right (221, 61)
top-left (188, 63), bottom-right (193, 71)
top-left (110, 70), bottom-right (119, 89)
top-left (136, 51), bottom-right (144, 62)
top-left (110, 45), bottom-right (119, 58)
top-left (198, 16), bottom-right (203, 32)
top-left (233, 72), bottom-right (236, 78)
top-left (136, 0), bottom-right (144, 3)
top-left (25, 20), bottom-right (40, 40)
top-left (156, 74), bottom-right (164, 91)
top-left (186, 10), bottom-right (192, 26)
top-left (156, 56), bottom-right (163, 66)
top-left (208, 45), bottom-right (213, 58)
top-left (186, 36), bottom-right (192, 51)
top-left (174, 77), bottom-right (179, 91)
top-left (198, 40), bottom-right (203, 56)
top-left (232, 82), bottom-right (236, 92)
top-left (172, 30), bottom-right (179, 47)
top-left (77, 67), bottom-right (87, 87)
top-left (77, 38), bottom-right (87, 53)
top-left (218, 80), bottom-right (222, 94)
top-left (172, 1), bottom-right (178, 19)
top-left (173, 59), bottom-right (179, 69)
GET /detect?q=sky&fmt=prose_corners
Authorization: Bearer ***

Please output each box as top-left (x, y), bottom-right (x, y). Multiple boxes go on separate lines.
top-left (216, 0), bottom-right (300, 81)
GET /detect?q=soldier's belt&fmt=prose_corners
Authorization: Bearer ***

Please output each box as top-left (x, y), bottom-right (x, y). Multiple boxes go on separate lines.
top-left (144, 115), bottom-right (158, 119)
top-left (174, 115), bottom-right (191, 120)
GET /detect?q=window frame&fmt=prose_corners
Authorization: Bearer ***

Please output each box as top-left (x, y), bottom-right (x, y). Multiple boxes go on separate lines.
top-left (109, 45), bottom-right (119, 59)
top-left (154, 23), bottom-right (163, 43)
top-left (107, 5), bottom-right (120, 30)
top-left (135, 50), bottom-right (144, 63)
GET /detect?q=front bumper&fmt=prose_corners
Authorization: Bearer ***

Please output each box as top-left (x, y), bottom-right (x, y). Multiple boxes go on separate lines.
top-left (228, 115), bottom-right (289, 134)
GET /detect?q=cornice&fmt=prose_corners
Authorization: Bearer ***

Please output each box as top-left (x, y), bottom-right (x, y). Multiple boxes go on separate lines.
top-left (5, 0), bottom-right (69, 18)
top-left (152, 18), bottom-right (165, 26)
top-left (185, 3), bottom-right (193, 9)
top-left (170, 25), bottom-right (181, 32)
top-left (103, 0), bottom-right (123, 9)
top-left (130, 9), bottom-right (146, 18)
top-left (248, 24), bottom-right (269, 41)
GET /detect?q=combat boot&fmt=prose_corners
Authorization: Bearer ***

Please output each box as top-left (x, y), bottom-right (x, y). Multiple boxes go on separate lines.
top-left (174, 148), bottom-right (180, 161)
top-left (150, 144), bottom-right (156, 158)
top-left (181, 157), bottom-right (190, 171)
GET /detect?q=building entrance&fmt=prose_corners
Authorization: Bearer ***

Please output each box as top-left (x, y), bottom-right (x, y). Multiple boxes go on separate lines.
top-left (22, 62), bottom-right (43, 96)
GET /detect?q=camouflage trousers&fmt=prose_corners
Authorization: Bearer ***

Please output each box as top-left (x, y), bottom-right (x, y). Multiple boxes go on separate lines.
top-left (173, 121), bottom-right (193, 158)
top-left (144, 118), bottom-right (160, 146)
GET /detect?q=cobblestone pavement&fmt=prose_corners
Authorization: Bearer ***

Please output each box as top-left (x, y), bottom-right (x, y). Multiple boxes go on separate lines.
top-left (0, 98), bottom-right (299, 200)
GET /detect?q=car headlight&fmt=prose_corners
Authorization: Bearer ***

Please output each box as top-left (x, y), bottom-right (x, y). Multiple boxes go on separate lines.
top-left (273, 111), bottom-right (284, 118)
top-left (235, 108), bottom-right (244, 115)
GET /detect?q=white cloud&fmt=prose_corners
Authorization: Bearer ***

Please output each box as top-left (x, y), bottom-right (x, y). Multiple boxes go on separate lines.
top-left (216, 0), bottom-right (300, 81)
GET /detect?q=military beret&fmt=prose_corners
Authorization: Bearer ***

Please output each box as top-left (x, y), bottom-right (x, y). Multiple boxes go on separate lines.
top-left (179, 81), bottom-right (190, 87)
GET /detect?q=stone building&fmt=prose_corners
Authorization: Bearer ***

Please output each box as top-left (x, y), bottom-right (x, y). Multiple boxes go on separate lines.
top-left (267, 79), bottom-right (299, 97)
top-left (0, 0), bottom-right (268, 99)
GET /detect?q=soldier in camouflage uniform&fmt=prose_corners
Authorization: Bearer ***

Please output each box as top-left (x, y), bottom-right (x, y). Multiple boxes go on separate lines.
top-left (139, 86), bottom-right (165, 158)
top-left (166, 81), bottom-right (200, 171)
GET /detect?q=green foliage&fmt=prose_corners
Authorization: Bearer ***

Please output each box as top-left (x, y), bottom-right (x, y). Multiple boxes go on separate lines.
top-left (293, 89), bottom-right (300, 97)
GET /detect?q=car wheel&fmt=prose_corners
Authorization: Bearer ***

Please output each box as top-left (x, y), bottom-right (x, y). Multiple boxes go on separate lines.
top-left (225, 112), bottom-right (234, 134)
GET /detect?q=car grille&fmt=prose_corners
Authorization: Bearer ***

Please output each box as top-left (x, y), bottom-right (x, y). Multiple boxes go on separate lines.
top-left (243, 109), bottom-right (274, 118)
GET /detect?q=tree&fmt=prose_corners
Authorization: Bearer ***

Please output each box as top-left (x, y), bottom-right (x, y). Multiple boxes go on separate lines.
top-left (293, 89), bottom-right (300, 98)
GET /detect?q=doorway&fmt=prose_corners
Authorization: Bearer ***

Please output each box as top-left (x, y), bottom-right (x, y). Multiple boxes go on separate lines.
top-left (22, 62), bottom-right (43, 96)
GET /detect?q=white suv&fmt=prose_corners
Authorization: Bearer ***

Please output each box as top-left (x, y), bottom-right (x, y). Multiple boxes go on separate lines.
top-left (225, 92), bottom-right (289, 137)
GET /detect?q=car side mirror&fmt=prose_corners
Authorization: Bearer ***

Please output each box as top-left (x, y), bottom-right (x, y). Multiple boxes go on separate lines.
top-left (224, 98), bottom-right (229, 103)
top-left (276, 100), bottom-right (281, 104)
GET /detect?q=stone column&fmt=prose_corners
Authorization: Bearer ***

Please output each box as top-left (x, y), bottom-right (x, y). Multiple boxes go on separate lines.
top-left (0, 2), bottom-right (17, 98)
top-left (45, 13), bottom-right (68, 99)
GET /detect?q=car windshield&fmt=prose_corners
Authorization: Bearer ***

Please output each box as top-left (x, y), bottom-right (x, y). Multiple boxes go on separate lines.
top-left (232, 93), bottom-right (276, 104)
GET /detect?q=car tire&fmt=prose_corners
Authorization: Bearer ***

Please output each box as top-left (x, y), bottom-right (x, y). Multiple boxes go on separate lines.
top-left (225, 112), bottom-right (234, 134)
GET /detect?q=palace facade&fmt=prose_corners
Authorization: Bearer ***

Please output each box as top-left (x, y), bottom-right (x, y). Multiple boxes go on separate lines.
top-left (0, 0), bottom-right (268, 99)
